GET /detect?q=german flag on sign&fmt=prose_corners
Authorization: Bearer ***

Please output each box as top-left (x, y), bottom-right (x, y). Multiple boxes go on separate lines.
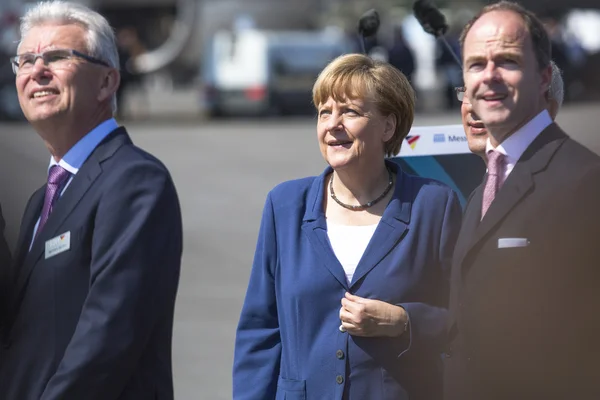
top-left (406, 135), bottom-right (420, 150)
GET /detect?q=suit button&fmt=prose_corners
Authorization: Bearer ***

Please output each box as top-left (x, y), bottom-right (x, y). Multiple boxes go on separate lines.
top-left (336, 375), bottom-right (344, 384)
top-left (336, 350), bottom-right (345, 359)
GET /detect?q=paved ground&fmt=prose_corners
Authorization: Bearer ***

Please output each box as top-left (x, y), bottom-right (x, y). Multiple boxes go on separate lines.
top-left (0, 102), bottom-right (598, 399)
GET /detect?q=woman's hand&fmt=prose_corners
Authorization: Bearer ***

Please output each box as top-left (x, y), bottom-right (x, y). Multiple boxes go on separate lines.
top-left (339, 292), bottom-right (408, 337)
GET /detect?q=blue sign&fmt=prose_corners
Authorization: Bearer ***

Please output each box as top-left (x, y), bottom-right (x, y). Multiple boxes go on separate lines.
top-left (433, 133), bottom-right (446, 143)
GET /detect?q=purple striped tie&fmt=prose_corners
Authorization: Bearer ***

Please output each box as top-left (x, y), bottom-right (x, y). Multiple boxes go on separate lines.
top-left (36, 165), bottom-right (70, 238)
top-left (481, 150), bottom-right (506, 219)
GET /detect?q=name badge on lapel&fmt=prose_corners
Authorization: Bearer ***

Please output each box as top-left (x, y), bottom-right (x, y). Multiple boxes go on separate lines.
top-left (45, 231), bottom-right (71, 259)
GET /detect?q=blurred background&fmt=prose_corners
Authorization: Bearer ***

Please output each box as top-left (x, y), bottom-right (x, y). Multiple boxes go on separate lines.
top-left (1, 0), bottom-right (599, 398)
top-left (2, 0), bottom-right (600, 120)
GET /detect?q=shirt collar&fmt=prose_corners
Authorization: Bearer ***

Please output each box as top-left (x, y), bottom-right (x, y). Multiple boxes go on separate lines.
top-left (485, 109), bottom-right (552, 163)
top-left (47, 118), bottom-right (119, 175)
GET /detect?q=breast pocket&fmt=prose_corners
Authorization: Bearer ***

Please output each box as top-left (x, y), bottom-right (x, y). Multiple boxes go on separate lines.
top-left (497, 238), bottom-right (530, 249)
top-left (275, 377), bottom-right (306, 400)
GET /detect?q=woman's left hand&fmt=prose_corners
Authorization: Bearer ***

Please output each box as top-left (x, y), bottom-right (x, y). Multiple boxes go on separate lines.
top-left (339, 292), bottom-right (408, 337)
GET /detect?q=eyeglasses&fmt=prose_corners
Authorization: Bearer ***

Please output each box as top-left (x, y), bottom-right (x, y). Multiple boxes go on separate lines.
top-left (10, 48), bottom-right (110, 75)
top-left (454, 86), bottom-right (466, 102)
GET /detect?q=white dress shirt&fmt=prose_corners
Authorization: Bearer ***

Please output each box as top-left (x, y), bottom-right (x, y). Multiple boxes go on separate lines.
top-left (485, 109), bottom-right (552, 181)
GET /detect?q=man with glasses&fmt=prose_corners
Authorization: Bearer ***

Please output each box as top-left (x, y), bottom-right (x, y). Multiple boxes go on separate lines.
top-left (0, 2), bottom-right (183, 400)
top-left (456, 60), bottom-right (565, 160)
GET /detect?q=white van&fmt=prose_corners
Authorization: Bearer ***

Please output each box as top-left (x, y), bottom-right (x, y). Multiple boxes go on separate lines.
top-left (201, 27), bottom-right (355, 117)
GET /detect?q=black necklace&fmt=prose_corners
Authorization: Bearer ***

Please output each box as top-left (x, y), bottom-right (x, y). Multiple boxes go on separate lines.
top-left (329, 168), bottom-right (394, 211)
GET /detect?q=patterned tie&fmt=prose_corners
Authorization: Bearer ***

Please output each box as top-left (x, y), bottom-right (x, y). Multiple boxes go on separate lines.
top-left (36, 165), bottom-right (71, 238)
top-left (481, 150), bottom-right (506, 219)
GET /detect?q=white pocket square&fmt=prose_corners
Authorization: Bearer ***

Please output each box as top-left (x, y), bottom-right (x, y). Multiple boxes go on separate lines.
top-left (498, 238), bottom-right (530, 248)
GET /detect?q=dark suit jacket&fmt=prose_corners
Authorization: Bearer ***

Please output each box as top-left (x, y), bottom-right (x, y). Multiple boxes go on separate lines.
top-left (444, 123), bottom-right (600, 400)
top-left (0, 128), bottom-right (183, 400)
top-left (234, 161), bottom-right (462, 400)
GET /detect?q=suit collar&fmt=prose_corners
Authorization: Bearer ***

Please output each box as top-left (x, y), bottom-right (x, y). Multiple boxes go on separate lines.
top-left (485, 109), bottom-right (552, 167)
top-left (47, 118), bottom-right (120, 174)
top-left (515, 123), bottom-right (566, 174)
top-left (301, 160), bottom-right (412, 289)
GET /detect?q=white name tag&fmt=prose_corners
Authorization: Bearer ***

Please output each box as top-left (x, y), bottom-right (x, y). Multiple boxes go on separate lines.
top-left (45, 231), bottom-right (71, 259)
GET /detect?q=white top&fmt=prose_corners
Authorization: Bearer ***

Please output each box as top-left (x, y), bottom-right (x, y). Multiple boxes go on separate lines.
top-left (326, 221), bottom-right (378, 284)
top-left (485, 109), bottom-right (552, 180)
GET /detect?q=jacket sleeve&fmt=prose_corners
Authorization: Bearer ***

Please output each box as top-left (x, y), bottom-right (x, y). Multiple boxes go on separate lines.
top-left (233, 192), bottom-right (281, 400)
top-left (40, 160), bottom-right (183, 400)
top-left (396, 189), bottom-right (462, 358)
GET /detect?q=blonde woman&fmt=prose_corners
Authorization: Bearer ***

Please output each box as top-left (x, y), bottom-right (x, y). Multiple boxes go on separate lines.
top-left (234, 53), bottom-right (461, 400)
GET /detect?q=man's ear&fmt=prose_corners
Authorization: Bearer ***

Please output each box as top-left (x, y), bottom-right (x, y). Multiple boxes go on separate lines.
top-left (98, 68), bottom-right (120, 103)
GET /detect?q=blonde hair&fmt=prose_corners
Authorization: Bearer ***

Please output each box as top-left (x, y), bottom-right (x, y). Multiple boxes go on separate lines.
top-left (312, 53), bottom-right (415, 157)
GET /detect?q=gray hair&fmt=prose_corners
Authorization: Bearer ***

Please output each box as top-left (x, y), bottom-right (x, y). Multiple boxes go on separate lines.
top-left (19, 1), bottom-right (120, 114)
top-left (548, 60), bottom-right (564, 109)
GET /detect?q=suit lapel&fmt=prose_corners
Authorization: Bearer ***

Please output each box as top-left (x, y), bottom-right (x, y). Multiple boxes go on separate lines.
top-left (7, 128), bottom-right (131, 326)
top-left (460, 124), bottom-right (567, 273)
top-left (472, 164), bottom-right (534, 245)
top-left (301, 171), bottom-right (349, 289)
top-left (455, 183), bottom-right (484, 269)
top-left (12, 188), bottom-right (45, 269)
top-left (301, 162), bottom-right (413, 290)
top-left (302, 218), bottom-right (350, 290)
top-left (350, 165), bottom-right (410, 288)
top-left (23, 159), bottom-right (102, 266)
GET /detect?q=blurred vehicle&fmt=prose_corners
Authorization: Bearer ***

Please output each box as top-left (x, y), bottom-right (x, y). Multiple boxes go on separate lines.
top-left (96, 0), bottom-right (324, 90)
top-left (201, 27), bottom-right (354, 117)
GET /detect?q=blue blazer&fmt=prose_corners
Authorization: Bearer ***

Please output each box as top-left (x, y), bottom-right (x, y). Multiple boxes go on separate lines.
top-left (233, 161), bottom-right (462, 400)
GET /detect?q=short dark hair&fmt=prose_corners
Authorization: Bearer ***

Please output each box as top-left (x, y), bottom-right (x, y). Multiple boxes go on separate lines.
top-left (459, 1), bottom-right (551, 70)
